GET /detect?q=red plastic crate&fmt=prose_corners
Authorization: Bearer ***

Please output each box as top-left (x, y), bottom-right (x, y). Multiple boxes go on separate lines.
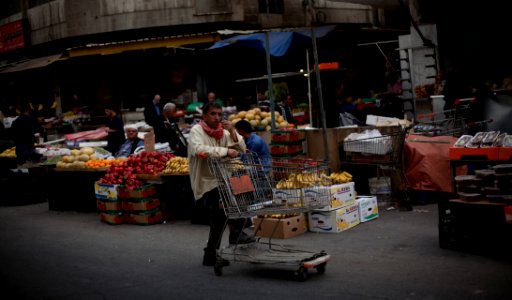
top-left (499, 147), bottom-right (512, 161)
top-left (449, 147), bottom-right (500, 160)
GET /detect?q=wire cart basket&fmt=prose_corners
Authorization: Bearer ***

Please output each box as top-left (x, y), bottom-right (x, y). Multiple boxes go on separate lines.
top-left (207, 153), bottom-right (331, 280)
top-left (339, 126), bottom-right (411, 209)
top-left (413, 97), bottom-right (491, 137)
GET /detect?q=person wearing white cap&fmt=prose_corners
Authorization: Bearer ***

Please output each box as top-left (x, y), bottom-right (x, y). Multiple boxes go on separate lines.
top-left (115, 124), bottom-right (144, 157)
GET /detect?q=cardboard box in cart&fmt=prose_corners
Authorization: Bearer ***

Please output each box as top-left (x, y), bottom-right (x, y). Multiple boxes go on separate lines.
top-left (254, 214), bottom-right (306, 239)
top-left (314, 182), bottom-right (356, 211)
top-left (308, 203), bottom-right (360, 233)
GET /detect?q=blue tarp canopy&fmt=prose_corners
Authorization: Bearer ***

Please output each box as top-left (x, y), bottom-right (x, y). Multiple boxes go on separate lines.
top-left (208, 25), bottom-right (336, 57)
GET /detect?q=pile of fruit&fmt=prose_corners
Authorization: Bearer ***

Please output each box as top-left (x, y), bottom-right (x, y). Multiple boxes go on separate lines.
top-left (84, 157), bottom-right (127, 169)
top-left (329, 171), bottom-right (353, 184)
top-left (228, 108), bottom-right (290, 131)
top-left (56, 147), bottom-right (98, 168)
top-left (0, 147), bottom-right (16, 157)
top-left (162, 157), bottom-right (189, 174)
top-left (275, 170), bottom-right (354, 189)
top-left (98, 151), bottom-right (175, 189)
top-left (275, 172), bottom-right (332, 189)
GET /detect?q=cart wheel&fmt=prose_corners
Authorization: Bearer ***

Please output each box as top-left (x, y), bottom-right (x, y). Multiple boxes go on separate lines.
top-left (294, 267), bottom-right (308, 282)
top-left (214, 264), bottom-right (223, 276)
top-left (316, 263), bottom-right (327, 275)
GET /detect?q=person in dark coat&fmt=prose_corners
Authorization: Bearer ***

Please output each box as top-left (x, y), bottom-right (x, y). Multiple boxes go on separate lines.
top-left (10, 102), bottom-right (44, 165)
top-left (104, 104), bottom-right (125, 155)
top-left (144, 94), bottom-right (165, 142)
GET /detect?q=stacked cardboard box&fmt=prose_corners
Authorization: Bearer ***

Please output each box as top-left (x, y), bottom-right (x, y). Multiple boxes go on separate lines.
top-left (270, 129), bottom-right (306, 157)
top-left (95, 182), bottom-right (123, 225)
top-left (119, 184), bottom-right (163, 225)
top-left (307, 182), bottom-right (360, 233)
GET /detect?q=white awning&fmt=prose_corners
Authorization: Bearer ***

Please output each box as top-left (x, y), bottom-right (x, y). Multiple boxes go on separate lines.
top-left (0, 54), bottom-right (62, 74)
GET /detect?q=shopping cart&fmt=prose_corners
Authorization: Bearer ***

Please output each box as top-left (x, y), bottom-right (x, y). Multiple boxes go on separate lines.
top-left (207, 153), bottom-right (331, 280)
top-left (413, 97), bottom-right (492, 136)
top-left (339, 125), bottom-right (411, 209)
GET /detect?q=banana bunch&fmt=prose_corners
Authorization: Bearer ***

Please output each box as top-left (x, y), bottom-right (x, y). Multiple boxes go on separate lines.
top-left (0, 147), bottom-right (16, 157)
top-left (230, 159), bottom-right (245, 171)
top-left (260, 213), bottom-right (299, 219)
top-left (329, 171), bottom-right (353, 184)
top-left (276, 171), bottom-right (332, 189)
top-left (162, 157), bottom-right (189, 174)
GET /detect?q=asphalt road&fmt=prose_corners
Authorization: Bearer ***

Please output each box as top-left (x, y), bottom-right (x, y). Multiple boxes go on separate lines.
top-left (1, 202), bottom-right (511, 300)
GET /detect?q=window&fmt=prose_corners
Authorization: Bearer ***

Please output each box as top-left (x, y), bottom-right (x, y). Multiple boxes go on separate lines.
top-left (258, 0), bottom-right (284, 14)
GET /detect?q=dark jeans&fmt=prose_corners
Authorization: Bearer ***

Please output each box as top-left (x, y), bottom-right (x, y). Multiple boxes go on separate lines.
top-left (201, 188), bottom-right (245, 250)
top-left (15, 144), bottom-right (34, 165)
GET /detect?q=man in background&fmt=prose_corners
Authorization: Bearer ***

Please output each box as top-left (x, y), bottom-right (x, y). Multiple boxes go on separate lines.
top-left (162, 102), bottom-right (187, 157)
top-left (115, 125), bottom-right (144, 157)
top-left (104, 104), bottom-right (125, 155)
top-left (144, 94), bottom-right (165, 142)
top-left (10, 102), bottom-right (44, 165)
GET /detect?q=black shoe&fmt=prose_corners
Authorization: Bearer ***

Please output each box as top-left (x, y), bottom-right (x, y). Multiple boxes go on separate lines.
top-left (202, 248), bottom-right (230, 267)
top-left (229, 231), bottom-right (256, 245)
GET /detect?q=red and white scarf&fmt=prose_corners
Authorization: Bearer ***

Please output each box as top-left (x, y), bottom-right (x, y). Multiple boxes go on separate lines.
top-left (199, 120), bottom-right (223, 140)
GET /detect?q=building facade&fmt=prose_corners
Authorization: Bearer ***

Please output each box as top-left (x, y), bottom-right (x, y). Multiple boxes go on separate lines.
top-left (0, 0), bottom-right (410, 120)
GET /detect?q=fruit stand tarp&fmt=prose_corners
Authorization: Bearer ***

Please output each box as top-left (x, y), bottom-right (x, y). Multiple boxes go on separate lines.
top-left (207, 25), bottom-right (336, 57)
top-left (403, 135), bottom-right (463, 193)
top-left (64, 127), bottom-right (109, 141)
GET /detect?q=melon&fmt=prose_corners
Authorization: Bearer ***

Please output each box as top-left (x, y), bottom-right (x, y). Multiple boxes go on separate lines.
top-left (78, 154), bottom-right (90, 162)
top-left (70, 149), bottom-right (80, 156)
top-left (62, 155), bottom-right (75, 163)
top-left (245, 113), bottom-right (255, 121)
top-left (80, 147), bottom-right (95, 155)
top-left (237, 111), bottom-right (247, 119)
top-left (249, 120), bottom-right (258, 127)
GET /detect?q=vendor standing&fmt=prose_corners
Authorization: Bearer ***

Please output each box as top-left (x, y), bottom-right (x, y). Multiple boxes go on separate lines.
top-left (10, 102), bottom-right (44, 165)
top-left (104, 105), bottom-right (125, 155)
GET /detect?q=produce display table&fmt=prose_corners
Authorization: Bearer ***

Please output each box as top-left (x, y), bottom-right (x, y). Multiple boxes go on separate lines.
top-left (46, 167), bottom-right (107, 212)
top-left (1, 162), bottom-right (47, 206)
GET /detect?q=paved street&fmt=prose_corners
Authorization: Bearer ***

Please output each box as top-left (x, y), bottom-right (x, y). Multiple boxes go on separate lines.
top-left (1, 202), bottom-right (511, 300)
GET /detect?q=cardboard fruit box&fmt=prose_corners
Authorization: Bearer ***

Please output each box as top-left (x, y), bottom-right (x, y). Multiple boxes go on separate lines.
top-left (118, 184), bottom-right (157, 199)
top-left (99, 211), bottom-right (124, 225)
top-left (269, 143), bottom-right (303, 156)
top-left (315, 182), bottom-right (356, 211)
top-left (254, 214), bottom-right (306, 239)
top-left (271, 130), bottom-right (306, 144)
top-left (94, 182), bottom-right (119, 200)
top-left (96, 199), bottom-right (122, 212)
top-left (356, 196), bottom-right (379, 223)
top-left (308, 203), bottom-right (360, 233)
top-left (122, 197), bottom-right (161, 212)
top-left (124, 209), bottom-right (163, 225)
